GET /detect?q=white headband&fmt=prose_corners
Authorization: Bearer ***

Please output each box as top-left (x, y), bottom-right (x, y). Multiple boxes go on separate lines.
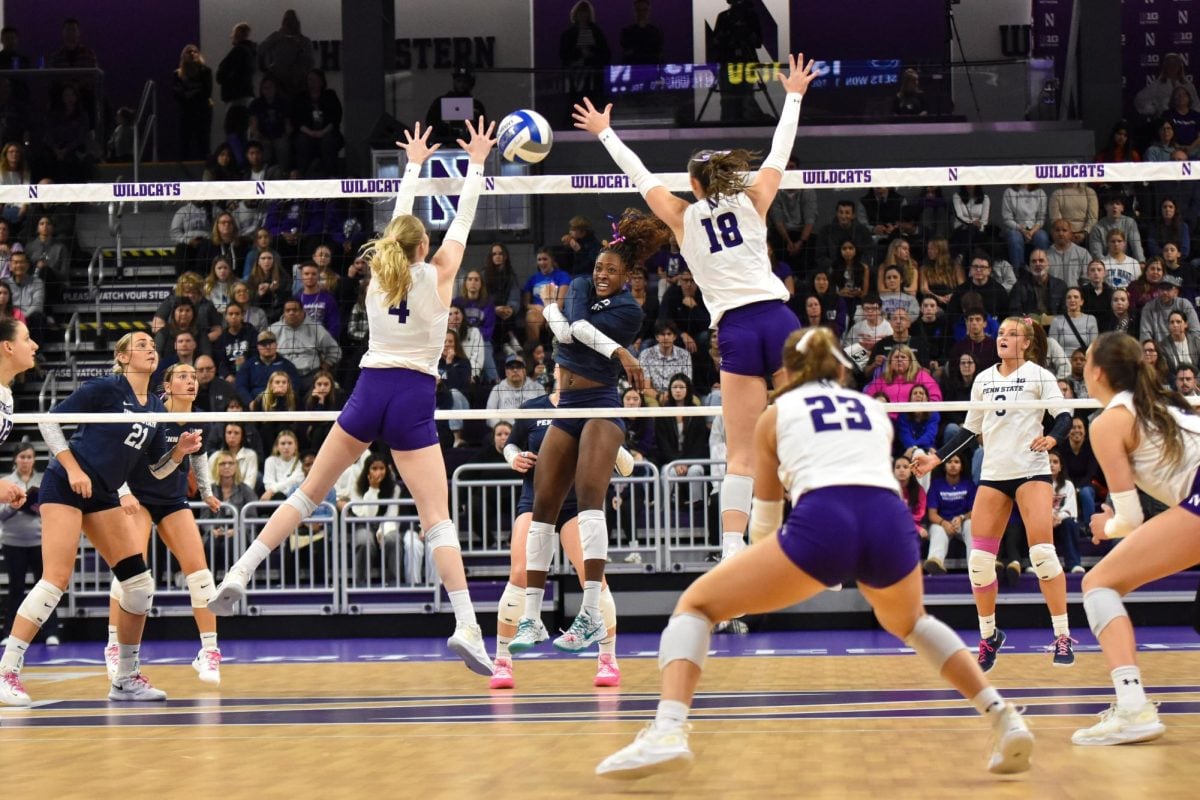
top-left (795, 327), bottom-right (855, 370)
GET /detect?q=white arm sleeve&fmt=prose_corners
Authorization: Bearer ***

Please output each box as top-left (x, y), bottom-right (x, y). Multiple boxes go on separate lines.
top-left (118, 482), bottom-right (132, 499)
top-left (391, 162), bottom-right (421, 219)
top-left (542, 302), bottom-right (574, 343)
top-left (761, 93), bottom-right (804, 174)
top-left (444, 163), bottom-right (485, 246)
top-left (39, 421), bottom-right (71, 456)
top-left (597, 128), bottom-right (665, 198)
top-left (191, 451), bottom-right (213, 499)
top-left (150, 451), bottom-right (184, 480)
top-left (502, 443), bottom-right (521, 467)
top-left (1104, 490), bottom-right (1144, 539)
top-left (569, 319), bottom-right (622, 359)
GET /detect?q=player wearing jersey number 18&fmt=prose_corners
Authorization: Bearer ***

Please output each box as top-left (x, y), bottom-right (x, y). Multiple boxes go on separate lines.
top-left (596, 327), bottom-right (1032, 780)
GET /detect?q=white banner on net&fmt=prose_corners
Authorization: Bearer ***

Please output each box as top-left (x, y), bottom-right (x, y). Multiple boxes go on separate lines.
top-left (2, 161), bottom-right (1196, 204)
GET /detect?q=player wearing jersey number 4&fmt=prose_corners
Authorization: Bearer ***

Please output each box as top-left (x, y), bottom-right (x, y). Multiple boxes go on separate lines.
top-left (595, 327), bottom-right (1031, 780)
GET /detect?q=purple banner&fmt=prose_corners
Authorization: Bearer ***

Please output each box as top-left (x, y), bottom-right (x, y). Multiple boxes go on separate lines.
top-left (1120, 0), bottom-right (1199, 117)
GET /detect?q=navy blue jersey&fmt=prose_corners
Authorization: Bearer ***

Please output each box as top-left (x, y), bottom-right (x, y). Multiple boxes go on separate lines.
top-left (50, 375), bottom-right (175, 494)
top-left (126, 418), bottom-right (205, 504)
top-left (553, 275), bottom-right (643, 385)
top-left (510, 394), bottom-right (577, 505)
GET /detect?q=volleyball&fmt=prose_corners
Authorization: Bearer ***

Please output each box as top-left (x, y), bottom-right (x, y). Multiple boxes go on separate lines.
top-left (497, 109), bottom-right (553, 164)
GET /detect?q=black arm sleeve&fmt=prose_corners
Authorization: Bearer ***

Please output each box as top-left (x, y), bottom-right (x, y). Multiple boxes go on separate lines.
top-left (1047, 412), bottom-right (1073, 446)
top-left (935, 426), bottom-right (978, 462)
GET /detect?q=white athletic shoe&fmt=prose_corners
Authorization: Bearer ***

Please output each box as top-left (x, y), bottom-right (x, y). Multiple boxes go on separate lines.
top-left (104, 643), bottom-right (119, 681)
top-left (987, 703), bottom-right (1034, 774)
top-left (109, 671), bottom-right (167, 702)
top-left (447, 623), bottom-right (494, 676)
top-left (192, 647), bottom-right (222, 685)
top-left (1072, 702), bottom-right (1165, 746)
top-left (207, 569), bottom-right (249, 616)
top-left (596, 723), bottom-right (694, 780)
top-left (507, 617), bottom-right (550, 654)
top-left (614, 446), bottom-right (635, 477)
top-left (0, 669), bottom-right (31, 707)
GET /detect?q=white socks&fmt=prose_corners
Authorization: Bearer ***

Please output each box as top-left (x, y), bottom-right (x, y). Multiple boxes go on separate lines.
top-left (524, 586), bottom-right (544, 621)
top-left (971, 687), bottom-right (1005, 717)
top-left (0, 636), bottom-right (29, 673)
top-left (978, 614), bottom-right (996, 640)
top-left (582, 581), bottom-right (602, 620)
top-left (234, 540), bottom-right (272, 576)
top-left (200, 632), bottom-right (219, 651)
top-left (1112, 665), bottom-right (1147, 711)
top-left (447, 589), bottom-right (477, 627)
top-left (116, 643), bottom-right (140, 680)
top-left (654, 699), bottom-right (690, 731)
top-left (1051, 613), bottom-right (1070, 638)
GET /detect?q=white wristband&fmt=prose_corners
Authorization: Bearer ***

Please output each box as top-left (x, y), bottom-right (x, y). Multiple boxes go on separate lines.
top-left (503, 443), bottom-right (521, 467)
top-left (1104, 489), bottom-right (1144, 539)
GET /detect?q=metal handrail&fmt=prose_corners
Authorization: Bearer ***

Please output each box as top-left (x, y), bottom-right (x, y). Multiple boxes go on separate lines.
top-left (131, 79), bottom-right (157, 213)
top-left (37, 368), bottom-right (58, 412)
top-left (64, 311), bottom-right (81, 351)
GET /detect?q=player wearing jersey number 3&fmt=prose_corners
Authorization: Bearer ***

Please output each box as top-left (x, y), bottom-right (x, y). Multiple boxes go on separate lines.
top-left (595, 327), bottom-right (1032, 780)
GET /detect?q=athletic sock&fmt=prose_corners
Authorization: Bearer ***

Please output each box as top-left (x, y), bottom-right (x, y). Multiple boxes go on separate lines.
top-left (524, 586), bottom-right (545, 621)
top-left (979, 614), bottom-right (996, 640)
top-left (447, 589), bottom-right (477, 627)
top-left (107, 625), bottom-right (118, 646)
top-left (116, 643), bottom-right (140, 680)
top-left (235, 540), bottom-right (272, 576)
top-left (654, 699), bottom-right (690, 731)
top-left (1050, 613), bottom-right (1070, 638)
top-left (0, 636), bottom-right (30, 673)
top-left (599, 637), bottom-right (616, 657)
top-left (582, 581), bottom-right (602, 619)
top-left (496, 635), bottom-right (512, 661)
top-left (971, 687), bottom-right (1005, 717)
top-left (721, 532), bottom-right (745, 558)
top-left (199, 632), bottom-right (219, 651)
top-left (1112, 665), bottom-right (1147, 711)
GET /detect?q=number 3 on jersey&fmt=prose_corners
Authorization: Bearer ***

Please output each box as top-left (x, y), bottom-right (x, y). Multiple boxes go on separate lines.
top-left (388, 300), bottom-right (410, 324)
top-left (700, 212), bottom-right (743, 254)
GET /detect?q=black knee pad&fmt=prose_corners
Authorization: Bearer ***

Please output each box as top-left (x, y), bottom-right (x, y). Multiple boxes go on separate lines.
top-left (112, 554), bottom-right (149, 581)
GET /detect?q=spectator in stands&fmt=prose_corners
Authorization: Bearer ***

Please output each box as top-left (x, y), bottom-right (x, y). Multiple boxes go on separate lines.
top-left (870, 264), bottom-right (919, 322)
top-left (1049, 182), bottom-right (1099, 248)
top-left (639, 319), bottom-right (692, 402)
top-left (44, 84), bottom-right (94, 183)
top-left (1159, 310), bottom-right (1200, 375)
top-left (348, 454), bottom-right (404, 583)
top-left (257, 10), bottom-right (313, 100)
top-left (913, 296), bottom-right (950, 366)
top-left (261, 429), bottom-right (303, 501)
top-left (621, 385), bottom-right (656, 461)
top-left (947, 307), bottom-right (999, 374)
top-left (202, 212), bottom-right (245, 273)
top-left (192, 354), bottom-right (233, 413)
top-left (626, 264), bottom-right (659, 351)
top-left (892, 68), bottom-right (927, 116)
top-left (0, 282), bottom-right (24, 326)
top-left (268, 298), bottom-right (340, 384)
top-left (521, 247), bottom-right (571, 346)
top-left (244, 140), bottom-right (283, 183)
top-left (482, 243), bottom-right (522, 355)
top-left (1089, 195), bottom-right (1145, 262)
top-left (448, 305), bottom-right (487, 382)
top-left (815, 199), bottom-right (876, 273)
top-left (291, 69), bottom-right (342, 177)
top-left (247, 248), bottom-right (287, 322)
top-left (0, 26), bottom-right (31, 70)
top-left (1009, 248), bottom-right (1066, 328)
top-left (1, 442), bottom-right (59, 646)
top-left (1163, 85), bottom-right (1200, 156)
top-left (0, 141), bottom-right (29, 232)
top-left (263, 192), bottom-right (320, 265)
top-left (214, 301), bottom-right (256, 379)
top-left (153, 298), bottom-right (209, 358)
top-left (893, 455), bottom-right (927, 540)
top-left (842, 294), bottom-right (892, 352)
top-left (216, 22), bottom-right (256, 108)
top-left (485, 354), bottom-right (546, 428)
top-left (1129, 256), bottom-right (1166, 310)
top-left (525, 342), bottom-right (553, 392)
top-left (448, 269), bottom-right (495, 380)
top-left (1147, 198), bottom-right (1190, 260)
top-left (864, 345), bottom-right (942, 407)
top-left (1001, 183), bottom-right (1049, 269)
top-left (247, 76), bottom-right (292, 170)
top-left (1098, 228), bottom-right (1142, 290)
top-left (938, 352), bottom-right (977, 445)
top-left (874, 238), bottom-right (919, 297)
top-left (947, 251), bottom-right (1008, 323)
top-left (807, 269), bottom-right (847, 336)
top-left (252, 370), bottom-right (299, 449)
top-left (242, 226), bottom-right (275, 279)
top-left (220, 421), bottom-right (260, 492)
top-left (870, 307), bottom-right (931, 370)
top-left (201, 143), bottom-right (241, 182)
top-left (438, 330), bottom-right (474, 448)
top-left (828, 238), bottom-right (870, 311)
top-left (1176, 364), bottom-right (1200, 397)
top-left (1145, 119), bottom-right (1183, 162)
top-left (1080, 259), bottom-right (1115, 326)
top-left (461, 422), bottom-right (515, 545)
top-left (797, 294), bottom-right (825, 332)
top-left (919, 237), bottom-right (962, 309)
top-left (1143, 337), bottom-right (1172, 388)
top-left (295, 261), bottom-right (340, 338)
top-left (24, 215), bottom-right (68, 291)
top-left (173, 44), bottom-right (214, 161)
top-left (203, 254), bottom-right (236, 313)
top-left (153, 271), bottom-right (222, 343)
top-left (424, 65), bottom-right (487, 146)
top-left (6, 250), bottom-right (42, 342)
top-left (923, 452), bottom-right (974, 575)
top-left (105, 106), bottom-right (134, 162)
top-left (170, 200), bottom-right (212, 277)
top-left (300, 369), bottom-right (343, 453)
top-left (897, 383), bottom-right (939, 459)
top-left (659, 268), bottom-right (711, 355)
top-left (1105, 287), bottom-right (1138, 336)
top-left (858, 187), bottom-right (906, 256)
top-left (201, 450), bottom-right (257, 531)
top-left (654, 373), bottom-right (709, 504)
top-left (1135, 52), bottom-right (1200, 119)
top-left (767, 159), bottom-right (817, 264)
top-left (229, 280), bottom-right (268, 331)
top-left (949, 185), bottom-right (994, 263)
top-left (1045, 218), bottom-right (1091, 289)
top-left (1046, 450), bottom-right (1084, 574)
top-left (235, 328), bottom-right (301, 404)
top-left (1054, 416), bottom-right (1096, 529)
top-left (1048, 286), bottom-right (1099, 353)
top-left (560, 215), bottom-right (603, 277)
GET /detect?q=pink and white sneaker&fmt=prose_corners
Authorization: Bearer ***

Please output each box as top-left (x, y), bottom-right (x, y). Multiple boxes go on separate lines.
top-left (489, 657), bottom-right (514, 690)
top-left (594, 653), bottom-right (621, 687)
top-left (104, 643), bottom-right (119, 681)
top-left (192, 647), bottom-right (222, 685)
top-left (109, 670), bottom-right (167, 702)
top-left (0, 669), bottom-right (31, 707)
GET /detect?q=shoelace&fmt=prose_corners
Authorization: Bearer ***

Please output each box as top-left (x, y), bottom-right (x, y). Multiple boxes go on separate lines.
top-left (978, 638), bottom-right (995, 659)
top-left (201, 650), bottom-right (222, 669)
top-left (1054, 635), bottom-right (1078, 656)
top-left (515, 620), bottom-right (541, 640)
top-left (2, 671), bottom-right (24, 691)
top-left (560, 615), bottom-right (594, 640)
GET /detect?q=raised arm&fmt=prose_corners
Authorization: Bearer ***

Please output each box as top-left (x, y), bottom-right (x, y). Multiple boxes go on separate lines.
top-left (391, 122), bottom-right (440, 220)
top-left (431, 116), bottom-right (497, 299)
top-left (748, 53), bottom-right (819, 218)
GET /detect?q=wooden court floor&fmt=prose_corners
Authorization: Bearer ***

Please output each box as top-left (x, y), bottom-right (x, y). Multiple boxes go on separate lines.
top-left (2, 652), bottom-right (1198, 800)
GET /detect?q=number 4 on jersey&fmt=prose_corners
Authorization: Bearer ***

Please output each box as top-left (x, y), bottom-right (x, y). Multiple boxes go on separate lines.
top-left (389, 300), bottom-right (410, 324)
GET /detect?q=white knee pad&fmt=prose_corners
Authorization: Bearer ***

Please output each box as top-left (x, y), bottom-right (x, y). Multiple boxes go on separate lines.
top-left (284, 489), bottom-right (319, 518)
top-left (424, 519), bottom-right (461, 552)
top-left (904, 614), bottom-right (968, 673)
top-left (525, 521), bottom-right (556, 572)
top-left (118, 571), bottom-right (155, 616)
top-left (968, 549), bottom-right (997, 590)
top-left (16, 579), bottom-right (64, 627)
top-left (498, 581), bottom-right (524, 628)
top-left (720, 474), bottom-right (754, 517)
top-left (578, 509), bottom-right (608, 562)
top-left (109, 576), bottom-right (123, 602)
top-left (1083, 587), bottom-right (1129, 639)
top-left (657, 611), bottom-right (712, 671)
top-left (600, 585), bottom-right (617, 631)
top-left (186, 569), bottom-right (216, 609)
top-left (1029, 543), bottom-right (1063, 581)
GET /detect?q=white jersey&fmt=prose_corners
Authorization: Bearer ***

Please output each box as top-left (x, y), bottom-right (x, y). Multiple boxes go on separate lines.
top-left (964, 361), bottom-right (1071, 480)
top-left (1106, 391), bottom-right (1200, 506)
top-left (360, 262), bottom-right (447, 376)
top-left (678, 192), bottom-right (790, 326)
top-left (774, 381), bottom-right (899, 504)
top-left (0, 383), bottom-right (11, 446)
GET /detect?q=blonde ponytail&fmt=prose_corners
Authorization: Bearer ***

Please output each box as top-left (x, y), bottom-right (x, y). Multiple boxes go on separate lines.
top-left (773, 328), bottom-right (846, 399)
top-left (361, 214), bottom-right (424, 308)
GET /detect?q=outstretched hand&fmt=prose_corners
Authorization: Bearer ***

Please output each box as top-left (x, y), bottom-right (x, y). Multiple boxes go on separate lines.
top-left (571, 97), bottom-right (612, 136)
top-left (456, 116), bottom-right (498, 164)
top-left (777, 53), bottom-right (819, 96)
top-left (397, 122), bottom-right (441, 165)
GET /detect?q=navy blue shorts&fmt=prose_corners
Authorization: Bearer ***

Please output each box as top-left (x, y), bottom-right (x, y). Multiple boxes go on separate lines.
top-left (777, 486), bottom-right (920, 589)
top-left (140, 500), bottom-right (192, 524)
top-left (516, 481), bottom-right (578, 529)
top-left (338, 367), bottom-right (438, 452)
top-left (550, 386), bottom-right (624, 439)
top-left (978, 475), bottom-right (1051, 500)
top-left (717, 300), bottom-right (800, 378)
top-left (39, 463), bottom-right (121, 515)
